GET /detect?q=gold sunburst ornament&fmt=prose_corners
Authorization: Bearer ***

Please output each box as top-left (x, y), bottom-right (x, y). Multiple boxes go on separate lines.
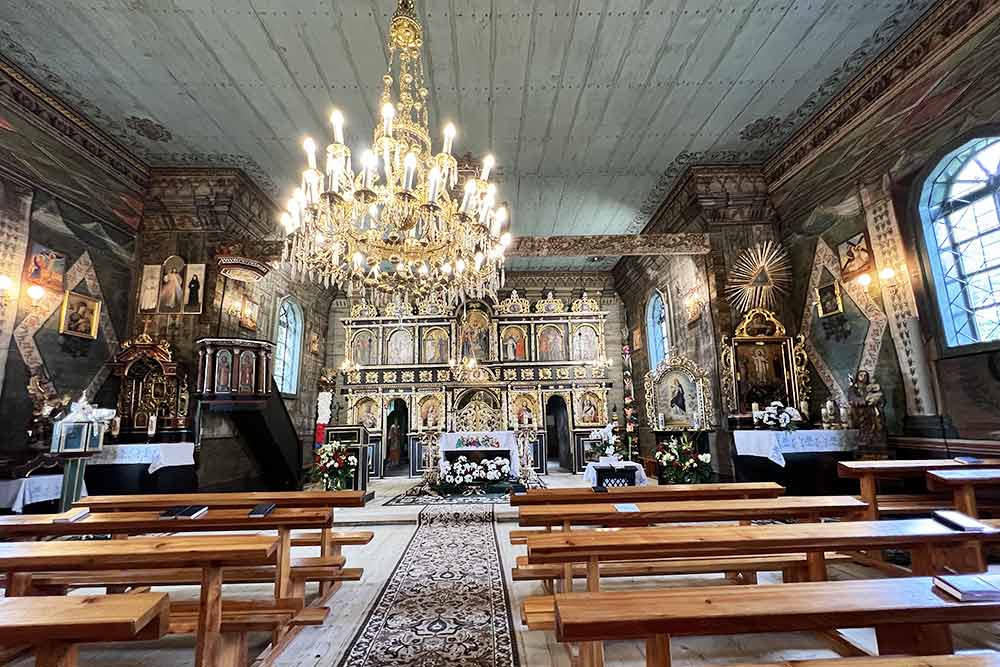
top-left (725, 241), bottom-right (792, 312)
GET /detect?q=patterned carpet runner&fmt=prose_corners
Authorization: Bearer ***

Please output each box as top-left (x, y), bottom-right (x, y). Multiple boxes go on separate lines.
top-left (339, 505), bottom-right (520, 667)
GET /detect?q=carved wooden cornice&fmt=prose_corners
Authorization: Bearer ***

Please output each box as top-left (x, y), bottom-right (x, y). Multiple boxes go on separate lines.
top-left (505, 271), bottom-right (614, 290)
top-left (765, 0), bottom-right (1000, 190)
top-left (141, 167), bottom-right (277, 238)
top-left (0, 53), bottom-right (148, 191)
top-left (642, 165), bottom-right (775, 234)
top-left (508, 233), bottom-right (710, 257)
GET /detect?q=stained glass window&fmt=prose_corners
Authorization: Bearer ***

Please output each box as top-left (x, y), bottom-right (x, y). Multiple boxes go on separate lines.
top-left (274, 297), bottom-right (304, 394)
top-left (921, 137), bottom-right (1000, 348)
top-left (645, 290), bottom-right (670, 369)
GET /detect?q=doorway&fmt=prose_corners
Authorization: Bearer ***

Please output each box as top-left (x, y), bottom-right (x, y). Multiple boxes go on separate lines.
top-left (545, 395), bottom-right (572, 473)
top-left (384, 398), bottom-right (410, 476)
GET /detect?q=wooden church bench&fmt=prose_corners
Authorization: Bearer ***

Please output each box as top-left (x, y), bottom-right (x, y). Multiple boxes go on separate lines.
top-left (73, 490), bottom-right (367, 512)
top-left (552, 578), bottom-right (1000, 667)
top-left (724, 652), bottom-right (1000, 667)
top-left (928, 468), bottom-right (1000, 517)
top-left (290, 529), bottom-right (375, 548)
top-left (0, 593), bottom-right (170, 667)
top-left (510, 482), bottom-right (784, 507)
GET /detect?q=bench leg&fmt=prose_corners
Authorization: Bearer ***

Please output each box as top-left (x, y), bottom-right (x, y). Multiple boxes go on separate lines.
top-left (806, 551), bottom-right (827, 582)
top-left (875, 623), bottom-right (953, 655)
top-left (580, 641), bottom-right (605, 667)
top-left (4, 572), bottom-right (32, 597)
top-left (216, 631), bottom-right (248, 667)
top-left (35, 642), bottom-right (78, 667)
top-left (932, 542), bottom-right (987, 574)
top-left (319, 527), bottom-right (335, 596)
top-left (645, 634), bottom-right (671, 667)
top-left (195, 565), bottom-right (223, 667)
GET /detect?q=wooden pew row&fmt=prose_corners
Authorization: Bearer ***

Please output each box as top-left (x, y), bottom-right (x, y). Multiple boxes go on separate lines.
top-left (551, 578), bottom-right (1000, 667)
top-left (928, 468), bottom-right (1000, 518)
top-left (0, 593), bottom-right (170, 667)
top-left (510, 481), bottom-right (784, 507)
top-left (73, 490), bottom-right (368, 511)
top-left (725, 654), bottom-right (1000, 667)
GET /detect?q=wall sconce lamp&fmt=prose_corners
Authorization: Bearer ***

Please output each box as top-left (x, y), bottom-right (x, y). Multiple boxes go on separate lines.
top-left (855, 264), bottom-right (902, 290)
top-left (25, 284), bottom-right (45, 309)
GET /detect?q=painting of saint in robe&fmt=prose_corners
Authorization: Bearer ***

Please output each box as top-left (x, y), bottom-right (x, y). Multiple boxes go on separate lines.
top-left (419, 397), bottom-right (442, 430)
top-left (158, 256), bottom-right (186, 313)
top-left (734, 341), bottom-right (790, 413)
top-left (500, 326), bottom-right (526, 361)
top-left (238, 350), bottom-right (256, 393)
top-left (513, 395), bottom-right (537, 427)
top-left (352, 331), bottom-right (375, 366)
top-left (423, 328), bottom-right (450, 364)
top-left (355, 399), bottom-right (379, 430)
top-left (386, 329), bottom-right (414, 365)
top-left (573, 325), bottom-right (599, 361)
top-left (215, 350), bottom-right (233, 393)
top-left (537, 325), bottom-right (566, 362)
top-left (183, 264), bottom-right (205, 314)
top-left (579, 392), bottom-right (601, 425)
top-left (460, 310), bottom-right (490, 360)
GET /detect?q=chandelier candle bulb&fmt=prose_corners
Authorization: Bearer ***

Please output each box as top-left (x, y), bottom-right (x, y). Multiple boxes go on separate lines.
top-left (403, 152), bottom-right (417, 191)
top-left (362, 150), bottom-right (377, 189)
top-left (481, 154), bottom-right (495, 180)
top-left (426, 166), bottom-right (442, 203)
top-left (330, 109), bottom-right (345, 144)
top-left (303, 137), bottom-right (317, 170)
top-left (459, 179), bottom-right (476, 214)
top-left (381, 103), bottom-right (395, 137)
top-left (443, 123), bottom-right (455, 154)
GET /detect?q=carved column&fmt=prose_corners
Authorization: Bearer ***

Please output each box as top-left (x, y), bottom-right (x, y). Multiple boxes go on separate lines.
top-left (859, 176), bottom-right (937, 416)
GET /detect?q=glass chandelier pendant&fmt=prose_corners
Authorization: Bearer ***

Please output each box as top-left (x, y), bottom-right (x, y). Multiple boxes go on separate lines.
top-left (280, 0), bottom-right (511, 305)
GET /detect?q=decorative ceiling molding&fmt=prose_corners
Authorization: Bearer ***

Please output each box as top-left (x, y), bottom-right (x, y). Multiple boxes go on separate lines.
top-left (0, 52), bottom-right (148, 191)
top-left (641, 165), bottom-right (775, 235)
top-left (508, 233), bottom-right (710, 258)
top-left (504, 271), bottom-right (613, 291)
top-left (141, 167), bottom-right (277, 238)
top-left (765, 0), bottom-right (999, 190)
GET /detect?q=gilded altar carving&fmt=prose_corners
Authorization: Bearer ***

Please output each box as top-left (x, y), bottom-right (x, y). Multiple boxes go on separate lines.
top-left (496, 289), bottom-right (531, 315)
top-left (534, 292), bottom-right (565, 314)
top-left (108, 329), bottom-right (191, 436)
top-left (454, 399), bottom-right (503, 432)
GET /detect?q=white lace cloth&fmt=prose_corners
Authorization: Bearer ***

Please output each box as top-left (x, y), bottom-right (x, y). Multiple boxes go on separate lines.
top-left (583, 460), bottom-right (649, 486)
top-left (88, 442), bottom-right (196, 473)
top-left (733, 429), bottom-right (858, 466)
top-left (0, 474), bottom-right (87, 513)
top-left (438, 431), bottom-right (520, 478)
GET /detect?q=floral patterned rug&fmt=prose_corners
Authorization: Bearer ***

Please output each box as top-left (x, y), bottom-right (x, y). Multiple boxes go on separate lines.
top-left (338, 505), bottom-right (520, 667)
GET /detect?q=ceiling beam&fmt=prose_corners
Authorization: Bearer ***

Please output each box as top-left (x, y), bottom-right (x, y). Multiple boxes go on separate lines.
top-left (507, 233), bottom-right (710, 257)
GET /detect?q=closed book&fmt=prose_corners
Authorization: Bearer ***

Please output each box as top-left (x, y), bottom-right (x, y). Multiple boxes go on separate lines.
top-left (955, 456), bottom-right (984, 464)
top-left (614, 503), bottom-right (640, 513)
top-left (176, 505), bottom-right (208, 519)
top-left (159, 506), bottom-right (185, 520)
top-left (933, 574), bottom-right (1000, 602)
top-left (933, 510), bottom-right (989, 532)
top-left (248, 502), bottom-right (277, 518)
top-left (52, 507), bottom-right (90, 523)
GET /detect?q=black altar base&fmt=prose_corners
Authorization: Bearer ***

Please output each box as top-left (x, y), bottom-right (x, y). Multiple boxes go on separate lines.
top-left (733, 451), bottom-right (857, 496)
top-left (84, 463), bottom-right (197, 495)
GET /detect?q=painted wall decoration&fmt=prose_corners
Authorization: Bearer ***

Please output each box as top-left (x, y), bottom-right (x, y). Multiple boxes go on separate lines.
top-left (815, 281), bottom-right (845, 318)
top-left (239, 296), bottom-right (259, 331)
top-left (23, 242), bottom-right (66, 291)
top-left (500, 325), bottom-right (527, 361)
top-left (459, 309), bottom-right (490, 360)
top-left (572, 324), bottom-right (600, 362)
top-left (58, 291), bottom-right (101, 339)
top-left (537, 324), bottom-right (566, 362)
top-left (422, 327), bottom-right (450, 364)
top-left (157, 255), bottom-right (186, 314)
top-left (138, 264), bottom-right (159, 314)
top-left (183, 263), bottom-right (205, 314)
top-left (386, 328), bottom-right (414, 365)
top-left (352, 330), bottom-right (376, 366)
top-left (836, 231), bottom-right (874, 281)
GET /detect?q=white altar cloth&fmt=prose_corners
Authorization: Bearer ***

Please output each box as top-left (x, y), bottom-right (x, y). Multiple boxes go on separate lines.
top-left (0, 475), bottom-right (86, 513)
top-left (733, 429), bottom-right (858, 467)
top-left (88, 442), bottom-right (196, 474)
top-left (438, 431), bottom-right (519, 478)
top-left (583, 461), bottom-right (649, 486)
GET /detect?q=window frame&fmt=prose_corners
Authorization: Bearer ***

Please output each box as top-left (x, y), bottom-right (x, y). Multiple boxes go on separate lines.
top-left (915, 132), bottom-right (1000, 357)
top-left (273, 296), bottom-right (305, 397)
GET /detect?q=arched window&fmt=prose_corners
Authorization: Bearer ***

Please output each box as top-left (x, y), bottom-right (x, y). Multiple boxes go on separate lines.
top-left (645, 290), bottom-right (670, 369)
top-left (273, 297), bottom-right (304, 394)
top-left (920, 137), bottom-right (1000, 348)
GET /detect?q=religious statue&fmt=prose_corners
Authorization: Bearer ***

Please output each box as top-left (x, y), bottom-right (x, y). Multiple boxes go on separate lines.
top-left (848, 370), bottom-right (887, 458)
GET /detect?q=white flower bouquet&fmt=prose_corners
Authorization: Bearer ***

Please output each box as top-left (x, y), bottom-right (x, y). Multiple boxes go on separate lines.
top-left (752, 401), bottom-right (803, 431)
top-left (439, 455), bottom-right (511, 488)
top-left (654, 431), bottom-right (712, 484)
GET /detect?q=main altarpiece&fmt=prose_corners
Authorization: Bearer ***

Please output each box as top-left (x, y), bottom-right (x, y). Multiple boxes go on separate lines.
top-left (336, 291), bottom-right (614, 477)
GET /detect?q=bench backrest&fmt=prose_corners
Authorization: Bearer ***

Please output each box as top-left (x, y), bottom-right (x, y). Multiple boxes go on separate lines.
top-left (839, 459), bottom-right (1000, 479)
top-left (73, 490), bottom-right (366, 511)
top-left (510, 482), bottom-right (784, 506)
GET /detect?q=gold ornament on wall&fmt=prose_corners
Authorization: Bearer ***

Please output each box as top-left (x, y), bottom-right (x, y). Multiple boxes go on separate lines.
top-left (725, 241), bottom-right (792, 312)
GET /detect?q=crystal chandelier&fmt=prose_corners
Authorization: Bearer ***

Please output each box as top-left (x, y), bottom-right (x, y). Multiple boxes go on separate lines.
top-left (280, 0), bottom-right (510, 304)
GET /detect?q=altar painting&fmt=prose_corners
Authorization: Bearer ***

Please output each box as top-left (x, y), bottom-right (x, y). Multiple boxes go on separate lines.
top-left (575, 390), bottom-right (604, 426)
top-left (352, 330), bottom-right (376, 366)
top-left (734, 340), bottom-right (792, 413)
top-left (572, 324), bottom-right (600, 362)
top-left (656, 370), bottom-right (698, 426)
top-left (511, 393), bottom-right (539, 428)
top-left (500, 325), bottom-right (527, 361)
top-left (386, 329), bottom-right (414, 365)
top-left (353, 397), bottom-right (381, 431)
top-left (460, 309), bottom-right (490, 360)
top-left (417, 394), bottom-right (444, 431)
top-left (537, 325), bottom-right (566, 362)
top-left (422, 327), bottom-right (450, 364)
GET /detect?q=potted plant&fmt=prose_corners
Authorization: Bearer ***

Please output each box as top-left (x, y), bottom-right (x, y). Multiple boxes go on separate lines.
top-left (655, 432), bottom-right (712, 484)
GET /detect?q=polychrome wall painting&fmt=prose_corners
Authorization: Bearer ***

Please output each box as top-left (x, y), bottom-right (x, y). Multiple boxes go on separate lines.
top-left (139, 255), bottom-right (206, 316)
top-left (422, 327), bottom-right (450, 364)
top-left (500, 325), bottom-right (527, 361)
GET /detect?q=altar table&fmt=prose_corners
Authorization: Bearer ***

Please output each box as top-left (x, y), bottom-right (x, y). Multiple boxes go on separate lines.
top-left (0, 475), bottom-right (87, 513)
top-left (583, 461), bottom-right (649, 486)
top-left (438, 431), bottom-right (520, 478)
top-left (734, 429), bottom-right (858, 467)
top-left (88, 442), bottom-right (196, 473)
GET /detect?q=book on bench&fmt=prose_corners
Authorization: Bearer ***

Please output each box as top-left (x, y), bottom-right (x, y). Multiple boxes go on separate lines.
top-left (955, 456), bottom-right (984, 464)
top-left (248, 502), bottom-right (277, 518)
top-left (52, 507), bottom-right (90, 523)
top-left (160, 505), bottom-right (208, 520)
top-left (932, 509), bottom-right (990, 532)
top-left (934, 574), bottom-right (1000, 602)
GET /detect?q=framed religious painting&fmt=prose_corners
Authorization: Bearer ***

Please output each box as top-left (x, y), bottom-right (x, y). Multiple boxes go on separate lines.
top-left (573, 389), bottom-right (606, 427)
top-left (158, 255), bottom-right (186, 314)
top-left (59, 291), bottom-right (101, 339)
top-left (416, 393), bottom-right (445, 432)
top-left (536, 324), bottom-right (567, 362)
top-left (719, 308), bottom-right (808, 416)
top-left (571, 323), bottom-right (602, 362)
top-left (385, 328), bottom-right (415, 365)
top-left (421, 327), bottom-right (450, 365)
top-left (239, 296), bottom-right (259, 331)
top-left (509, 392), bottom-right (540, 429)
top-left (836, 230), bottom-right (874, 281)
top-left (351, 329), bottom-right (377, 366)
top-left (644, 352), bottom-right (714, 431)
top-left (459, 307), bottom-right (491, 360)
top-left (182, 263), bottom-right (206, 314)
top-left (138, 264), bottom-right (160, 314)
top-left (815, 281), bottom-right (844, 318)
top-left (499, 325), bottom-right (528, 361)
top-left (24, 242), bottom-right (66, 291)
top-left (352, 396), bottom-right (381, 431)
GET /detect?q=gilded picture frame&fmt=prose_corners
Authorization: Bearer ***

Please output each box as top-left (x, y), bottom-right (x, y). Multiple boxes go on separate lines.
top-left (58, 291), bottom-right (101, 340)
top-left (815, 281), bottom-right (844, 319)
top-left (644, 352), bottom-right (714, 430)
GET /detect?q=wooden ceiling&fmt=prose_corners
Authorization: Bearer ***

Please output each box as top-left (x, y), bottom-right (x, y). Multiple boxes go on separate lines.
top-left (0, 1), bottom-right (934, 268)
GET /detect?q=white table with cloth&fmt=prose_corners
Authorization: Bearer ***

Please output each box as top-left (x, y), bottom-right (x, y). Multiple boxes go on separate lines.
top-left (438, 431), bottom-right (520, 478)
top-left (583, 460), bottom-right (649, 486)
top-left (733, 429), bottom-right (858, 467)
top-left (88, 442), bottom-right (196, 474)
top-left (0, 475), bottom-right (87, 513)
